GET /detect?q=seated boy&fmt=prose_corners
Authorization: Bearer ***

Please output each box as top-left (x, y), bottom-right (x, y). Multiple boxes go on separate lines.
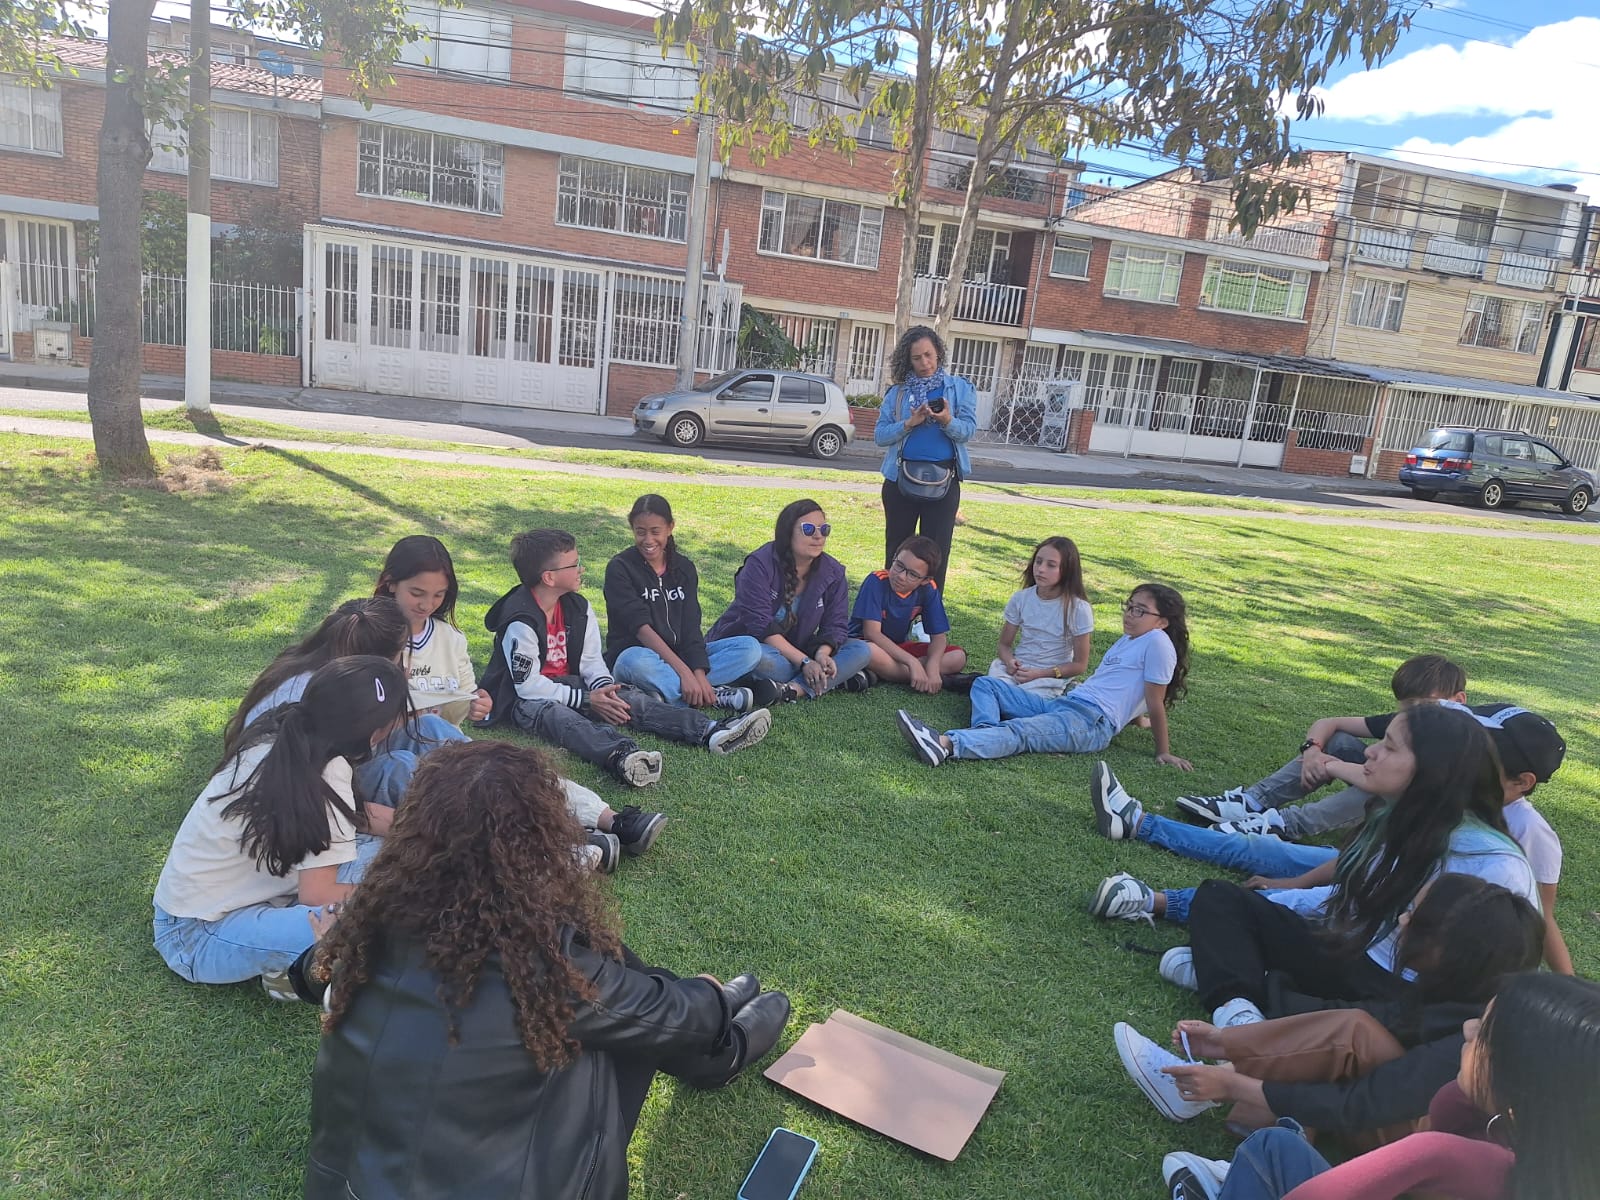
top-left (1174, 654), bottom-right (1466, 839)
top-left (479, 530), bottom-right (771, 788)
top-left (843, 535), bottom-right (970, 695)
top-left (1086, 702), bottom-right (1574, 973)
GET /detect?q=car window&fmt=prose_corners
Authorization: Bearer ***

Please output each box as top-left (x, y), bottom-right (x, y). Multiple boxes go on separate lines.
top-left (1500, 438), bottom-right (1532, 460)
top-left (778, 377), bottom-right (824, 404)
top-left (1531, 441), bottom-right (1564, 466)
top-left (1477, 434), bottom-right (1502, 457)
top-left (721, 375), bottom-right (775, 403)
top-left (1424, 429), bottom-right (1472, 452)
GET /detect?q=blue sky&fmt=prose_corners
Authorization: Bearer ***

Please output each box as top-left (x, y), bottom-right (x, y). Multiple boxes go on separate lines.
top-left (1087, 1), bottom-right (1599, 196)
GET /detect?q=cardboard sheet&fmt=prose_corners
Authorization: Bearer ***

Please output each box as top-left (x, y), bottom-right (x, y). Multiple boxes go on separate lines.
top-left (763, 1009), bottom-right (1004, 1160)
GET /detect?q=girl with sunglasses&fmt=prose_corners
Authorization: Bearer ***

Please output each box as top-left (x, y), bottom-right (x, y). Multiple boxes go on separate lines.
top-left (897, 582), bottom-right (1191, 768)
top-left (707, 498), bottom-right (872, 701)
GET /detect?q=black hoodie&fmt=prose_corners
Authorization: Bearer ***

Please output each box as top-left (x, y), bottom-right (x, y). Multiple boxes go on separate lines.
top-left (602, 547), bottom-right (710, 672)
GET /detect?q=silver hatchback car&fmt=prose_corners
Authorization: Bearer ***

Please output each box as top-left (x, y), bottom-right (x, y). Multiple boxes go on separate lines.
top-left (631, 369), bottom-right (855, 459)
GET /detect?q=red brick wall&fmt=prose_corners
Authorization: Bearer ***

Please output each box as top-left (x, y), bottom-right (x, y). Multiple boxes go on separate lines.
top-left (1068, 408), bottom-right (1095, 453)
top-left (850, 406), bottom-right (878, 438)
top-left (0, 80), bottom-right (321, 231)
top-left (1030, 237), bottom-right (1319, 356)
top-left (1375, 448), bottom-right (1408, 482)
top-left (49, 332), bottom-right (302, 386)
top-left (1281, 429), bottom-right (1375, 479)
top-left (604, 362), bottom-right (679, 416)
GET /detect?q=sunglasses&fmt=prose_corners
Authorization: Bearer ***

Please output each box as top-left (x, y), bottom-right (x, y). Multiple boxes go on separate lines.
top-left (800, 522), bottom-right (833, 538)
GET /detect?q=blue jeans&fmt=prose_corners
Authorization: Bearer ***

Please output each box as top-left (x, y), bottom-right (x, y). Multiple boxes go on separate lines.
top-left (753, 639), bottom-right (873, 697)
top-left (1139, 814), bottom-right (1337, 923)
top-left (949, 677), bottom-right (1116, 760)
top-left (612, 636), bottom-right (764, 705)
top-left (352, 713), bottom-right (469, 809)
top-left (1220, 1122), bottom-right (1329, 1200)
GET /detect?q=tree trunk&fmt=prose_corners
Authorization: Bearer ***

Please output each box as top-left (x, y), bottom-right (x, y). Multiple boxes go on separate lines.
top-left (933, 0), bottom-right (1026, 339)
top-left (892, 2), bottom-right (939, 343)
top-left (87, 0), bottom-right (158, 479)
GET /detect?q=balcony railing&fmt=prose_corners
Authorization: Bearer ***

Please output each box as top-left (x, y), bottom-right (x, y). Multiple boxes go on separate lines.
top-left (1569, 270), bottom-right (1600, 299)
top-left (1205, 217), bottom-right (1326, 259)
top-left (911, 275), bottom-right (1026, 326)
top-left (1353, 224), bottom-right (1411, 267)
top-left (1494, 250), bottom-right (1557, 291)
top-left (1421, 234), bottom-right (1488, 278)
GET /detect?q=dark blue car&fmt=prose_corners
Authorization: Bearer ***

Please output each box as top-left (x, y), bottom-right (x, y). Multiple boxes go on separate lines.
top-left (1398, 426), bottom-right (1595, 515)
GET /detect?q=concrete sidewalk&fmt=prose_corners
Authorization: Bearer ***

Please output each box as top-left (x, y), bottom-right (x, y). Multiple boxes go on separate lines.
top-left (0, 359), bottom-right (1394, 494)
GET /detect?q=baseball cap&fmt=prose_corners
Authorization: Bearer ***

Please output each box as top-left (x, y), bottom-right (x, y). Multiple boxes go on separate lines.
top-left (1474, 705), bottom-right (1565, 783)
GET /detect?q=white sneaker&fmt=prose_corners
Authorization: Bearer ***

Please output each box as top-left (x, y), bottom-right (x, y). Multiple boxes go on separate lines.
top-left (1088, 873), bottom-right (1155, 924)
top-left (618, 749), bottom-right (664, 787)
top-left (1113, 1022), bottom-right (1217, 1122)
top-left (1091, 760), bottom-right (1144, 840)
top-left (1162, 1151), bottom-right (1229, 1200)
top-left (1212, 997), bottom-right (1266, 1028)
top-left (896, 709), bottom-right (950, 766)
top-left (1217, 809), bottom-right (1285, 836)
top-left (1175, 789), bottom-right (1258, 825)
top-left (706, 708), bottom-right (772, 755)
top-left (1159, 946), bottom-right (1198, 992)
top-left (260, 968), bottom-right (300, 1002)
top-left (711, 685), bottom-right (753, 712)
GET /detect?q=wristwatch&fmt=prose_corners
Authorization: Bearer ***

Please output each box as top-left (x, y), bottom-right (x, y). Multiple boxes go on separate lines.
top-left (1299, 738), bottom-right (1320, 753)
top-left (800, 656), bottom-right (812, 667)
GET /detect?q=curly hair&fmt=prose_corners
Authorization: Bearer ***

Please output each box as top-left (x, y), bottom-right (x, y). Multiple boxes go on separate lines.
top-left (888, 324), bottom-right (946, 385)
top-left (316, 741), bottom-right (621, 1069)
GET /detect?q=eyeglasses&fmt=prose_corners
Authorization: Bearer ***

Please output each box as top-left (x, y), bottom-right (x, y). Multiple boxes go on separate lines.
top-left (1122, 601), bottom-right (1159, 618)
top-left (800, 522), bottom-right (832, 538)
top-left (889, 558), bottom-right (928, 583)
top-left (547, 560), bottom-right (583, 575)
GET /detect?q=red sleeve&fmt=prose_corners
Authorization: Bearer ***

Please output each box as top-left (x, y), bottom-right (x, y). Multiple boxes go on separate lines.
top-left (1282, 1132), bottom-right (1512, 1200)
top-left (1427, 1080), bottom-right (1492, 1137)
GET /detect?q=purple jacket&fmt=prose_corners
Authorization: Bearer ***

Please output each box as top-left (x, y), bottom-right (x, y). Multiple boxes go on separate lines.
top-left (706, 542), bottom-right (850, 653)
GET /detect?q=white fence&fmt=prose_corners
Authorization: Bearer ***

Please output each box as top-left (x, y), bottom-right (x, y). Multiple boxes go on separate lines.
top-left (42, 266), bottom-right (301, 356)
top-left (910, 275), bottom-right (1026, 326)
top-left (1375, 387), bottom-right (1600, 473)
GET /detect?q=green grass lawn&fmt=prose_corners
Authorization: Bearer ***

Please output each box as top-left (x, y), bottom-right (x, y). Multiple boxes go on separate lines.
top-left (1, 430), bottom-right (1597, 1200)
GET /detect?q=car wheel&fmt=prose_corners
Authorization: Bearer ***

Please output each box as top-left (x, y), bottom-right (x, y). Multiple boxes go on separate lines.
top-left (1564, 487), bottom-right (1594, 516)
top-left (1479, 480), bottom-right (1506, 510)
top-left (809, 426), bottom-right (845, 460)
top-left (1409, 488), bottom-right (1438, 501)
top-left (666, 413), bottom-right (705, 448)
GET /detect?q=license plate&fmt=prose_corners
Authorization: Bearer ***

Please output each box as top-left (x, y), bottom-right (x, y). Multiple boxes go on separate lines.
top-left (1421, 458), bottom-right (1437, 469)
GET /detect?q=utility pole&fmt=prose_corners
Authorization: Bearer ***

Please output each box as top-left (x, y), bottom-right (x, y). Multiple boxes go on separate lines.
top-left (184, 0), bottom-right (212, 414)
top-left (676, 48), bottom-right (715, 389)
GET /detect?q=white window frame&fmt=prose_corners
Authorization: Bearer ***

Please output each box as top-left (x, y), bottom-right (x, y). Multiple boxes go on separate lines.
top-left (1346, 277), bottom-right (1406, 332)
top-left (1103, 243), bottom-right (1183, 304)
top-left (563, 30), bottom-right (697, 112)
top-left (1049, 234), bottom-right (1092, 280)
top-left (1459, 294), bottom-right (1546, 355)
top-left (4, 215), bottom-right (75, 309)
top-left (556, 155), bottom-right (690, 243)
top-left (949, 335), bottom-right (1000, 392)
top-left (149, 107), bottom-right (279, 185)
top-left (0, 76), bottom-right (63, 155)
top-left (400, 2), bottom-right (512, 80)
top-left (357, 122), bottom-right (504, 216)
top-left (1198, 257), bottom-right (1310, 320)
top-left (757, 189), bottom-right (883, 270)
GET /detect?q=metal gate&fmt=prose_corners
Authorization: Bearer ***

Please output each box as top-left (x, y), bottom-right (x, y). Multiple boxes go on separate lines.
top-left (309, 230), bottom-right (604, 411)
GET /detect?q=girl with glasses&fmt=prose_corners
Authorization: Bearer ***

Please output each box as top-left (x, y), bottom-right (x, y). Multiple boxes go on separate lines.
top-left (897, 582), bottom-right (1191, 768)
top-left (707, 498), bottom-right (872, 701)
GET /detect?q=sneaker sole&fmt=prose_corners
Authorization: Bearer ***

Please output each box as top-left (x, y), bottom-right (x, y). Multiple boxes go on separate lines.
top-left (621, 754), bottom-right (663, 787)
top-left (1162, 1153), bottom-right (1225, 1200)
top-left (1159, 947), bottom-right (1199, 992)
top-left (896, 710), bottom-right (946, 766)
top-left (1114, 1023), bottom-right (1208, 1122)
top-left (709, 709), bottom-right (771, 755)
top-left (260, 970), bottom-right (300, 1002)
top-left (1174, 795), bottom-right (1224, 824)
top-left (1091, 761), bottom-right (1125, 839)
top-left (621, 813), bottom-right (667, 856)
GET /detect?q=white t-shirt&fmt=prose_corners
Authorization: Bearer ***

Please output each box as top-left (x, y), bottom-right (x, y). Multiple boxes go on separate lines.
top-left (1074, 628), bottom-right (1177, 731)
top-left (1503, 797), bottom-right (1562, 886)
top-left (405, 618), bottom-right (477, 726)
top-left (1002, 588), bottom-right (1094, 670)
top-left (1364, 819), bottom-right (1539, 973)
top-left (154, 743), bottom-right (359, 921)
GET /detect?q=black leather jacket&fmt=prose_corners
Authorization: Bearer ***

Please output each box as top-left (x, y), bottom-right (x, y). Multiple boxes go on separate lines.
top-left (304, 934), bottom-right (735, 1200)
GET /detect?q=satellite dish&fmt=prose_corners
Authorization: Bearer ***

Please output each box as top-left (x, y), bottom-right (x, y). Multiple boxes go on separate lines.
top-left (257, 48), bottom-right (294, 77)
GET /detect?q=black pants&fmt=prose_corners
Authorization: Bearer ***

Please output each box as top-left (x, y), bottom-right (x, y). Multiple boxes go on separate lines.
top-left (881, 477), bottom-right (961, 595)
top-left (509, 675), bottom-right (711, 780)
top-left (1188, 881), bottom-right (1404, 1010)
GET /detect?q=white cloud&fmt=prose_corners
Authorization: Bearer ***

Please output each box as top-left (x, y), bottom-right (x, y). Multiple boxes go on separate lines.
top-left (1307, 16), bottom-right (1600, 184)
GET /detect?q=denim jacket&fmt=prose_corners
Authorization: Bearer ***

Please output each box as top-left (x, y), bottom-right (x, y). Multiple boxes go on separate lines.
top-left (874, 373), bottom-right (978, 482)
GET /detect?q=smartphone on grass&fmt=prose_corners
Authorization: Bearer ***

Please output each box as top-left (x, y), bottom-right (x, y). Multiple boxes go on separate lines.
top-left (737, 1128), bottom-right (818, 1200)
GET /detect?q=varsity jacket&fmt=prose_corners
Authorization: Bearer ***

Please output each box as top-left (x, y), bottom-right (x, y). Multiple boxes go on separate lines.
top-left (602, 547), bottom-right (710, 672)
top-left (480, 586), bottom-right (614, 719)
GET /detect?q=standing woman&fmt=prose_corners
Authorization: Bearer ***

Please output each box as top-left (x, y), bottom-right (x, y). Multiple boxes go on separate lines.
top-left (875, 324), bottom-right (978, 594)
top-left (706, 498), bottom-right (872, 701)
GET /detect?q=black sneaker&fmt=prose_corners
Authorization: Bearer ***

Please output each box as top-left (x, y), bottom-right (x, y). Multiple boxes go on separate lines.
top-left (745, 677), bottom-right (783, 708)
top-left (608, 748), bottom-right (663, 788)
top-left (610, 805), bottom-right (667, 856)
top-left (843, 669), bottom-right (878, 694)
top-left (712, 685), bottom-right (753, 712)
top-left (896, 709), bottom-right (950, 766)
top-left (585, 830), bottom-right (621, 874)
top-left (940, 672), bottom-right (980, 694)
top-left (1161, 1152), bottom-right (1227, 1200)
top-left (706, 708), bottom-right (772, 755)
